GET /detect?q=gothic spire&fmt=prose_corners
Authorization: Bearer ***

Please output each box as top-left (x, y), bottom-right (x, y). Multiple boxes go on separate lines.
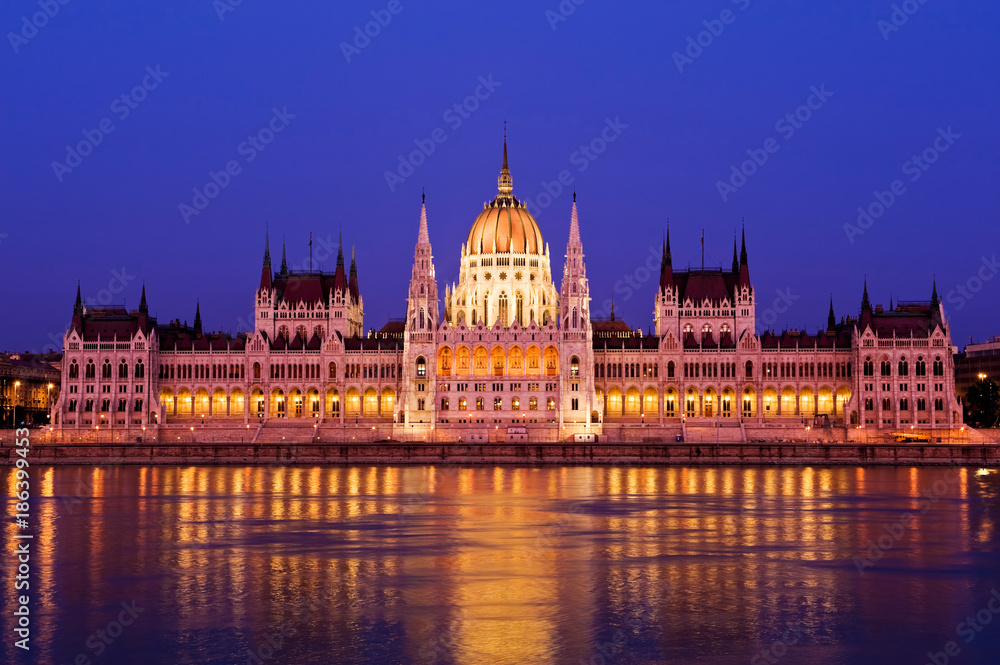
top-left (418, 192), bottom-right (430, 245)
top-left (827, 297), bottom-right (836, 330)
top-left (568, 194), bottom-right (581, 245)
top-left (139, 282), bottom-right (148, 314)
top-left (738, 226), bottom-right (750, 286)
top-left (861, 278), bottom-right (871, 311)
top-left (280, 238), bottom-right (288, 275)
top-left (74, 281), bottom-right (82, 314)
top-left (931, 278), bottom-right (939, 306)
top-left (263, 230), bottom-right (271, 265)
top-left (193, 301), bottom-right (203, 337)
top-left (660, 224), bottom-right (674, 291)
top-left (498, 125), bottom-right (513, 195)
top-left (732, 234), bottom-right (739, 273)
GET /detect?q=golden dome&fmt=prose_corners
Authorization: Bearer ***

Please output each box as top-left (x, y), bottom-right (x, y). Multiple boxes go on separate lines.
top-left (466, 137), bottom-right (544, 255)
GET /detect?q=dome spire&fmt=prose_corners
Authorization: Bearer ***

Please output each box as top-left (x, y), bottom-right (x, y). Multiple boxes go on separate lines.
top-left (498, 122), bottom-right (513, 195)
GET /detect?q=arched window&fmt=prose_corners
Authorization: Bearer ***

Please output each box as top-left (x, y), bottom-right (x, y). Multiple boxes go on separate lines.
top-left (118, 359), bottom-right (128, 379)
top-left (863, 357), bottom-right (874, 377)
top-left (328, 362), bottom-right (336, 379)
top-left (419, 308), bottom-right (425, 329)
top-left (745, 360), bottom-right (754, 378)
top-left (69, 361), bottom-right (79, 379)
top-left (570, 356), bottom-right (579, 377)
top-left (933, 356), bottom-right (944, 376)
top-left (134, 359), bottom-right (144, 378)
top-left (515, 292), bottom-right (524, 326)
top-left (416, 357), bottom-right (426, 378)
top-left (572, 307), bottom-right (578, 329)
top-left (498, 292), bottom-right (509, 327)
top-left (898, 357), bottom-right (908, 376)
top-left (668, 361), bottom-right (675, 378)
top-left (880, 360), bottom-right (891, 377)
top-left (102, 360), bottom-right (112, 379)
top-left (915, 356), bottom-right (926, 376)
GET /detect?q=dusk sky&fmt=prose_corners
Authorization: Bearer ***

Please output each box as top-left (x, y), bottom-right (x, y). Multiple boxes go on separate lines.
top-left (1, 0), bottom-right (997, 353)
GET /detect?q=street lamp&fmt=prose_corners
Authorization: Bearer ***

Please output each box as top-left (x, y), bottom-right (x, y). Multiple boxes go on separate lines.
top-left (13, 381), bottom-right (21, 427)
top-left (47, 383), bottom-right (53, 422)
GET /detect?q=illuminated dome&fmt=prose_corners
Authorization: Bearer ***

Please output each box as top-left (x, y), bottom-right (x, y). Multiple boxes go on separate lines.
top-left (466, 137), bottom-right (544, 255)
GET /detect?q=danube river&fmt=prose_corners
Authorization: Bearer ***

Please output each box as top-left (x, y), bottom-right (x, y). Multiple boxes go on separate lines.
top-left (4, 465), bottom-right (1000, 664)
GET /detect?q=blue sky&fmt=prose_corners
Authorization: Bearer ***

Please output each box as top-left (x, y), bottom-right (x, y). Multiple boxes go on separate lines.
top-left (1, 0), bottom-right (997, 351)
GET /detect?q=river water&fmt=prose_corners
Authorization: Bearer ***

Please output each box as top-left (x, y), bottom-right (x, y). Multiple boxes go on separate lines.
top-left (3, 465), bottom-right (1000, 665)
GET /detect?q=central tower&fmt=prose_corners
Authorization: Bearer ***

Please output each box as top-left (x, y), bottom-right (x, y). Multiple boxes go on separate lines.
top-left (445, 136), bottom-right (558, 328)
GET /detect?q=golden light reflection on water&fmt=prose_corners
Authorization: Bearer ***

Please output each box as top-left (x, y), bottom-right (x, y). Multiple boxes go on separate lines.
top-left (6, 465), bottom-right (998, 665)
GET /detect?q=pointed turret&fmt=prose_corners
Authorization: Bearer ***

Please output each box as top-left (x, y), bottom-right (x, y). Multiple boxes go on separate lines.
top-left (738, 227), bottom-right (750, 286)
top-left (139, 283), bottom-right (148, 314)
top-left (859, 278), bottom-right (873, 330)
top-left (418, 192), bottom-right (430, 245)
top-left (333, 229), bottom-right (347, 294)
top-left (71, 282), bottom-right (84, 333)
top-left (827, 297), bottom-right (836, 331)
top-left (659, 226), bottom-right (674, 291)
top-left (560, 193), bottom-right (589, 330)
top-left (610, 298), bottom-right (616, 322)
top-left (931, 279), bottom-right (939, 306)
top-left (406, 194), bottom-right (438, 331)
top-left (732, 235), bottom-right (739, 273)
top-left (498, 128), bottom-right (513, 195)
top-left (280, 239), bottom-right (288, 275)
top-left (259, 233), bottom-right (273, 291)
top-left (348, 245), bottom-right (359, 302)
top-left (193, 301), bottom-right (203, 337)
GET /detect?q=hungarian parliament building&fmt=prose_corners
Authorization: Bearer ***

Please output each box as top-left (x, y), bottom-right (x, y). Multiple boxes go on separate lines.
top-left (50, 140), bottom-right (963, 442)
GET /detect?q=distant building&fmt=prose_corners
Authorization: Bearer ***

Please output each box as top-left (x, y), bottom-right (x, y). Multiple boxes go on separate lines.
top-left (1, 352), bottom-right (61, 427)
top-left (48, 138), bottom-right (964, 440)
top-left (954, 336), bottom-right (1000, 399)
